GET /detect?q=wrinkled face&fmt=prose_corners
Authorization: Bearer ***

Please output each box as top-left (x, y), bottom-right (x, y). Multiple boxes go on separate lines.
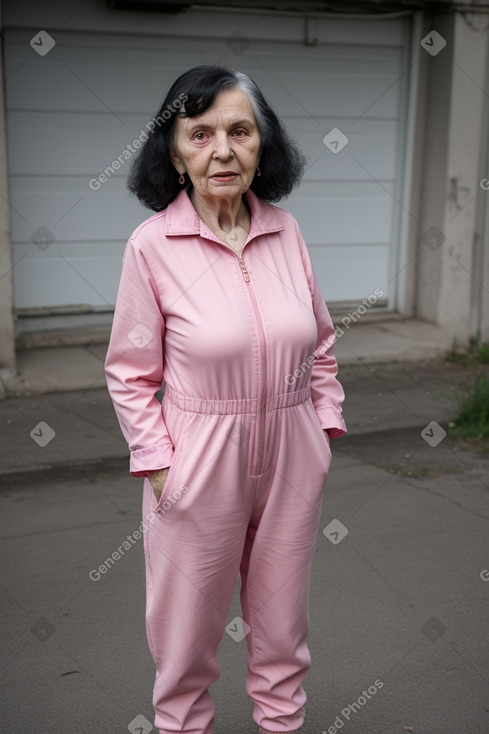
top-left (169, 86), bottom-right (262, 202)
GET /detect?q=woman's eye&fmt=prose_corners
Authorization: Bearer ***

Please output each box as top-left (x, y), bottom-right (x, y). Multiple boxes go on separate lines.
top-left (192, 129), bottom-right (247, 141)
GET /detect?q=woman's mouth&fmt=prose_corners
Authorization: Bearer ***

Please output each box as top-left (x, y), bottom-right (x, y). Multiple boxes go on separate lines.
top-left (211, 172), bottom-right (239, 182)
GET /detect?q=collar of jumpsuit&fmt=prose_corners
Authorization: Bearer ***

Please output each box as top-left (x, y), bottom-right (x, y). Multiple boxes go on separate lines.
top-left (164, 186), bottom-right (286, 248)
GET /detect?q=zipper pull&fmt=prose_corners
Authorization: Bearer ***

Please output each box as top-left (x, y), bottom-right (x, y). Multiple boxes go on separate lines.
top-left (237, 254), bottom-right (250, 282)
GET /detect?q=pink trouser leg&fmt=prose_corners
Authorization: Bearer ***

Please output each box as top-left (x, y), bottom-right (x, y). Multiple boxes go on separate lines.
top-left (241, 401), bottom-right (331, 733)
top-left (142, 474), bottom-right (249, 734)
top-left (141, 409), bottom-right (255, 733)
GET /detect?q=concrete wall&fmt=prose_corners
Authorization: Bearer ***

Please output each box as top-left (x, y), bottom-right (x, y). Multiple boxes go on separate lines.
top-left (0, 5), bottom-right (16, 371)
top-left (395, 12), bottom-right (429, 319)
top-left (480, 154), bottom-right (489, 341)
top-left (472, 18), bottom-right (489, 344)
top-left (416, 11), bottom-right (489, 347)
top-left (415, 13), bottom-right (454, 329)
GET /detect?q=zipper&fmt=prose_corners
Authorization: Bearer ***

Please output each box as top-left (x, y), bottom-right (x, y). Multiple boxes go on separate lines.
top-left (237, 254), bottom-right (250, 282)
top-left (234, 249), bottom-right (267, 476)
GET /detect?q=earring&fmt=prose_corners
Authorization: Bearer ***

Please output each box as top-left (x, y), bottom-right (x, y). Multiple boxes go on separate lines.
top-left (179, 173), bottom-right (185, 185)
top-left (256, 167), bottom-right (261, 177)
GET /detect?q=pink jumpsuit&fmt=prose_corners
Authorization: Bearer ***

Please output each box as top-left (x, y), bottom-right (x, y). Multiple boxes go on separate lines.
top-left (104, 188), bottom-right (347, 734)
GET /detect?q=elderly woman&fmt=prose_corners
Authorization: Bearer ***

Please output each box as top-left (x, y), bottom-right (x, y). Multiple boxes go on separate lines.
top-left (105, 65), bottom-right (346, 734)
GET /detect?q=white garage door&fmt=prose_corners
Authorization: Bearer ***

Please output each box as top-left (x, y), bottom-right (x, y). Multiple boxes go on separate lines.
top-left (4, 10), bottom-right (409, 328)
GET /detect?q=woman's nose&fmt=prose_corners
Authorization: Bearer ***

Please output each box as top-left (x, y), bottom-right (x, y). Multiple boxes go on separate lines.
top-left (213, 132), bottom-right (233, 159)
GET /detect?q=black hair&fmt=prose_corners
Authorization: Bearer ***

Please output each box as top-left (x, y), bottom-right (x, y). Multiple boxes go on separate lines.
top-left (127, 65), bottom-right (307, 211)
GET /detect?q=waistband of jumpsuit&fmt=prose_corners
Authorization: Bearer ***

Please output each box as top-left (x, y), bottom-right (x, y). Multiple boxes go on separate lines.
top-left (164, 384), bottom-right (311, 415)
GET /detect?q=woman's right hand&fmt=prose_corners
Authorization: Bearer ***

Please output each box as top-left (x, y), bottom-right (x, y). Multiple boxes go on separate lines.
top-left (148, 467), bottom-right (170, 503)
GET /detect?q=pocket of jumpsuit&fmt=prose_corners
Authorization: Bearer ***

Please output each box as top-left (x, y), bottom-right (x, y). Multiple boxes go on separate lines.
top-left (307, 398), bottom-right (333, 470)
top-left (150, 412), bottom-right (190, 514)
top-left (321, 427), bottom-right (333, 463)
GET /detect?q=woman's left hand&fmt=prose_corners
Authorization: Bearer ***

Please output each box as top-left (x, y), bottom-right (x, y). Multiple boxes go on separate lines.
top-left (323, 429), bottom-right (331, 449)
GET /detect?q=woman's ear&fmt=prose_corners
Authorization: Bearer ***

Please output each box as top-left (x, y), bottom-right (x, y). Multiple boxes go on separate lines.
top-left (169, 147), bottom-right (185, 176)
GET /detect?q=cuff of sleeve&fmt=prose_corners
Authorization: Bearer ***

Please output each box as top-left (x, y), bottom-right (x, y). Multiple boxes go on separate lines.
top-left (315, 406), bottom-right (347, 439)
top-left (129, 443), bottom-right (174, 478)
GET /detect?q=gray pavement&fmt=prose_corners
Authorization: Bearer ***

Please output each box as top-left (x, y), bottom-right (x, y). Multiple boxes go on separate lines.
top-left (1, 359), bottom-right (488, 733)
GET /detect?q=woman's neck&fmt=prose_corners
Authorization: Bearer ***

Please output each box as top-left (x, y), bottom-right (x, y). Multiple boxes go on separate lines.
top-left (190, 189), bottom-right (250, 236)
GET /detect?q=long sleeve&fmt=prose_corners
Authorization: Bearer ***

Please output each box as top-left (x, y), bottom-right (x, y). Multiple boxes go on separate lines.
top-left (295, 220), bottom-right (347, 439)
top-left (104, 236), bottom-right (174, 477)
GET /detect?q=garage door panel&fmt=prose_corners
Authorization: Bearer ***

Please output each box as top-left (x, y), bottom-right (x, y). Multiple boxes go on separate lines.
top-left (287, 184), bottom-right (394, 245)
top-left (244, 44), bottom-right (401, 74)
top-left (310, 244), bottom-right (390, 303)
top-left (4, 58), bottom-right (113, 113)
top-left (290, 119), bottom-right (397, 181)
top-left (6, 38), bottom-right (402, 121)
top-left (13, 246), bottom-right (123, 310)
top-left (244, 68), bottom-right (401, 120)
top-left (4, 7), bottom-right (405, 46)
top-left (7, 119), bottom-right (148, 176)
top-left (11, 182), bottom-right (145, 244)
top-left (5, 50), bottom-right (205, 113)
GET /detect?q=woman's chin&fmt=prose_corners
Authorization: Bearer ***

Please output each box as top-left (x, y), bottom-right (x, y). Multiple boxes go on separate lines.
top-left (201, 179), bottom-right (248, 199)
